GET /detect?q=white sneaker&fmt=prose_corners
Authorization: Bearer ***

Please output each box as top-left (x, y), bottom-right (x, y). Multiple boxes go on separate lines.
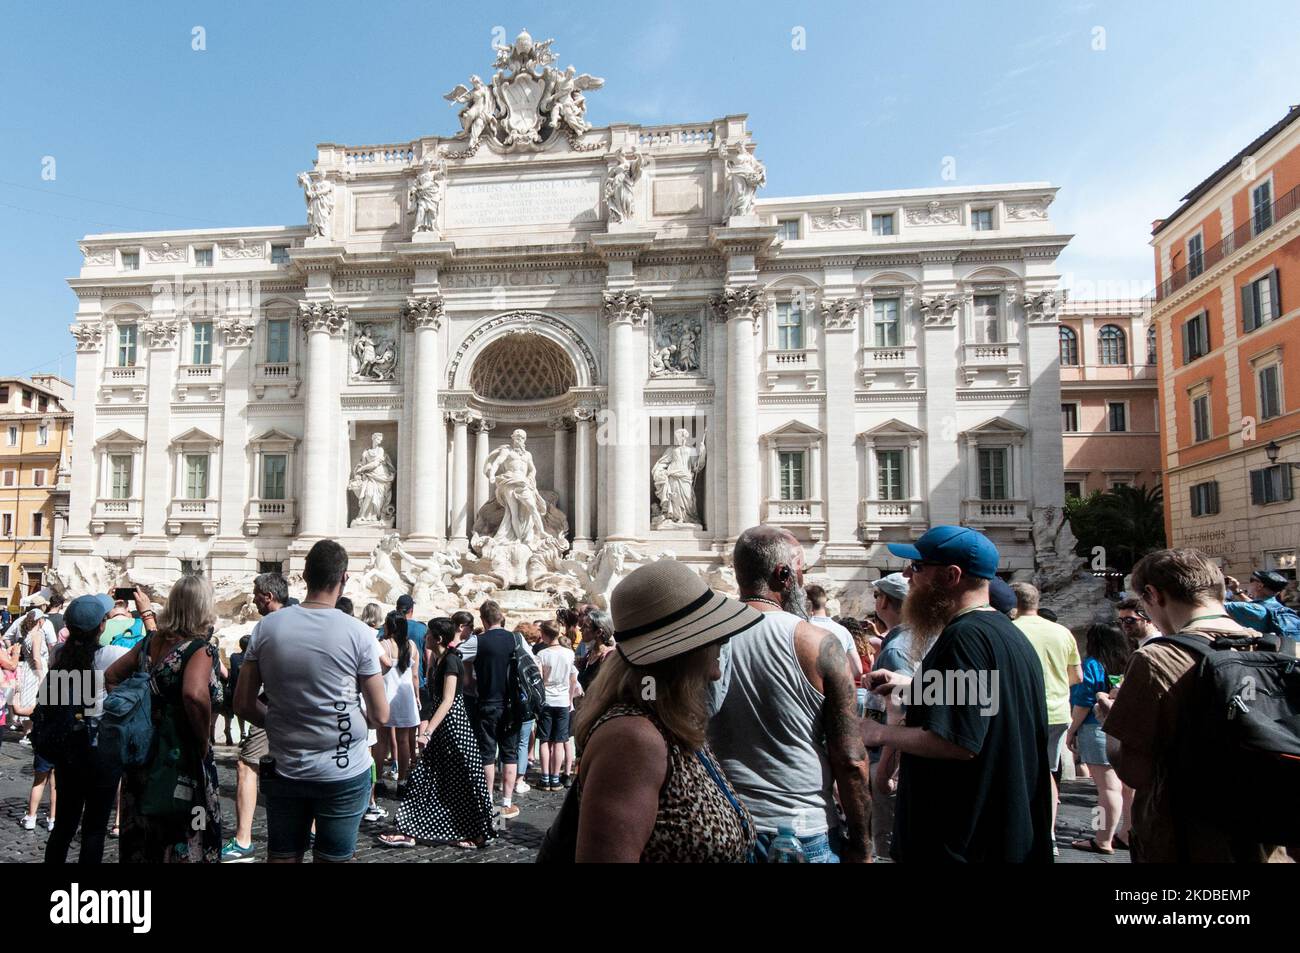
top-left (46, 818), bottom-right (54, 832)
top-left (515, 780), bottom-right (531, 794)
top-left (20, 815), bottom-right (35, 831)
top-left (18, 737), bottom-right (31, 747)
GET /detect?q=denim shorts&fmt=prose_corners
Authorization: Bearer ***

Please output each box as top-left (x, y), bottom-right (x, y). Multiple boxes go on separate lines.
top-left (1075, 722), bottom-right (1109, 766)
top-left (263, 768), bottom-right (372, 861)
top-left (753, 827), bottom-right (844, 864)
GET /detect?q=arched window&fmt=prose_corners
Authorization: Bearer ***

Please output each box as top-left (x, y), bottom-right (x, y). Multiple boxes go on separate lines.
top-left (1146, 326), bottom-right (1157, 365)
top-left (1099, 325), bottom-right (1127, 365)
top-left (1058, 326), bottom-right (1079, 366)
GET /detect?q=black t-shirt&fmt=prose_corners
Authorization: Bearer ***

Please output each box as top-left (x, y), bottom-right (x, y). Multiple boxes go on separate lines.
top-left (474, 628), bottom-right (515, 705)
top-left (431, 649), bottom-right (465, 698)
top-left (892, 608), bottom-right (1052, 863)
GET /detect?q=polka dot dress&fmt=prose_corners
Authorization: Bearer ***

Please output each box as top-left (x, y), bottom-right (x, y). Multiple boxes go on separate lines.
top-left (396, 690), bottom-right (496, 844)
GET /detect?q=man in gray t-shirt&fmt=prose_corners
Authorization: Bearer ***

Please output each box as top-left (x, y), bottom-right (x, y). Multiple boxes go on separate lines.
top-left (235, 540), bottom-right (389, 863)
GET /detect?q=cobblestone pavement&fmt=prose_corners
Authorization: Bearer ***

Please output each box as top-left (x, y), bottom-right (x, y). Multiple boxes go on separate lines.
top-left (0, 731), bottom-right (1126, 864)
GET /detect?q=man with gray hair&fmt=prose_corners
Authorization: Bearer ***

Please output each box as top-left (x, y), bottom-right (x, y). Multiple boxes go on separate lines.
top-left (221, 572), bottom-right (287, 862)
top-left (709, 524), bottom-right (871, 862)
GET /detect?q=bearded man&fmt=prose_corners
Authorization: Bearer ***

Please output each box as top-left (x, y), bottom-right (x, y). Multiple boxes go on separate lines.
top-left (861, 525), bottom-right (1052, 863)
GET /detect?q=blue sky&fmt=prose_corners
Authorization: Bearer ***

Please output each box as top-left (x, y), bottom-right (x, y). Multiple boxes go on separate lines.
top-left (3, 0), bottom-right (1298, 381)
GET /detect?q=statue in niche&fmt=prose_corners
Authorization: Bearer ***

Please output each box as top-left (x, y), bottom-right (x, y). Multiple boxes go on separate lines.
top-left (297, 170), bottom-right (334, 238)
top-left (484, 429), bottom-right (550, 545)
top-left (723, 144), bottom-right (766, 218)
top-left (351, 324), bottom-right (398, 381)
top-left (604, 149), bottom-right (643, 224)
top-left (652, 428), bottom-right (707, 528)
top-left (409, 157), bottom-right (446, 234)
top-left (348, 433), bottom-right (396, 527)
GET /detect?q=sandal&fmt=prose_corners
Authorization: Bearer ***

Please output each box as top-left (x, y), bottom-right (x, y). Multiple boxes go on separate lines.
top-left (377, 833), bottom-right (417, 848)
top-left (1071, 836), bottom-right (1115, 855)
top-left (1114, 834), bottom-right (1130, 851)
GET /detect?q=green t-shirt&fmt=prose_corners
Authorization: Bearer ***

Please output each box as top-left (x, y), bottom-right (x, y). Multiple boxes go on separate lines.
top-left (1013, 615), bottom-right (1080, 725)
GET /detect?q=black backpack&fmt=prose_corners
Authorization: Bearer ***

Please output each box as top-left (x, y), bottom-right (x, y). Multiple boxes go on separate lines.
top-left (505, 633), bottom-right (545, 731)
top-left (1151, 631), bottom-right (1300, 848)
top-left (30, 677), bottom-right (82, 765)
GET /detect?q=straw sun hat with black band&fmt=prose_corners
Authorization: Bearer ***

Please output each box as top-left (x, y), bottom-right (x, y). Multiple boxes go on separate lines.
top-left (611, 559), bottom-right (763, 667)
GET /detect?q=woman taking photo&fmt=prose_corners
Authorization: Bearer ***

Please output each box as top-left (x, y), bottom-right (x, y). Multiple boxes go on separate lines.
top-left (542, 560), bottom-right (761, 863)
top-left (377, 611), bottom-right (420, 796)
top-left (1066, 622), bottom-right (1133, 854)
top-left (105, 574), bottom-right (224, 863)
top-left (381, 617), bottom-right (494, 848)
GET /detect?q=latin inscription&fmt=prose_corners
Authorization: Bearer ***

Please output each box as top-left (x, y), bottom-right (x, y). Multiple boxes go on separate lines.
top-left (445, 177), bottom-right (601, 228)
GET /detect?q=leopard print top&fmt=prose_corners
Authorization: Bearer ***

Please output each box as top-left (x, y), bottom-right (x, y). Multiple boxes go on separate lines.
top-left (581, 703), bottom-right (755, 863)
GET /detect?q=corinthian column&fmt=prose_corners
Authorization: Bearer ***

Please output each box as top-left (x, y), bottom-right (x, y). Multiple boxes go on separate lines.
top-left (573, 407), bottom-right (595, 547)
top-left (403, 295), bottom-right (444, 539)
top-left (602, 290), bottom-right (651, 540)
top-left (550, 418), bottom-right (570, 515)
top-left (473, 416), bottom-right (495, 520)
top-left (448, 410), bottom-right (471, 547)
top-left (298, 301), bottom-right (348, 537)
top-left (712, 287), bottom-right (762, 535)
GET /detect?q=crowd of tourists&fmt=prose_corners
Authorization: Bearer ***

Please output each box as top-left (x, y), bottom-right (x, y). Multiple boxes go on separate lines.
top-left (8, 523), bottom-right (1299, 863)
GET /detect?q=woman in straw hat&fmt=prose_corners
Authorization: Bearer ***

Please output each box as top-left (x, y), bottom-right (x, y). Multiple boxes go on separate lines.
top-left (541, 559), bottom-right (762, 862)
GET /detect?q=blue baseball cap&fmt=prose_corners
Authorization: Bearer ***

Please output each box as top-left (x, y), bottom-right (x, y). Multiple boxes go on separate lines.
top-left (64, 593), bottom-right (115, 633)
top-left (887, 525), bottom-right (1000, 580)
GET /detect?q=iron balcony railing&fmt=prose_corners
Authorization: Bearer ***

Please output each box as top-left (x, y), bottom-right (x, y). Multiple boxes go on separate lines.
top-left (1157, 182), bottom-right (1300, 301)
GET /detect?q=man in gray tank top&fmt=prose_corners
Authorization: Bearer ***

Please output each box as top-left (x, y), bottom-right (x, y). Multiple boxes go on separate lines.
top-left (708, 525), bottom-right (871, 862)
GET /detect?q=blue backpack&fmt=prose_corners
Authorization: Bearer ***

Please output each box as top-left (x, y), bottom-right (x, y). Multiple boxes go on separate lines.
top-left (1263, 602), bottom-right (1300, 643)
top-left (97, 637), bottom-right (156, 771)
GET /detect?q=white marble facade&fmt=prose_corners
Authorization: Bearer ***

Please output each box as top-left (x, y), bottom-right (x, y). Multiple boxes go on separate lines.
top-left (60, 32), bottom-right (1071, 588)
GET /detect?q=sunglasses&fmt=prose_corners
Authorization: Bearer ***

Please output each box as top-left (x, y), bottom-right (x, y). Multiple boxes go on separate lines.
top-left (909, 560), bottom-right (949, 573)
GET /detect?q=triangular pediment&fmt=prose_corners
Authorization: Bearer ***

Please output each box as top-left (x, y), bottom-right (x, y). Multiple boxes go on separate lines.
top-left (860, 418), bottom-right (924, 438)
top-left (964, 415), bottom-right (1027, 436)
top-left (94, 428), bottom-right (144, 448)
top-left (249, 427), bottom-right (300, 447)
top-left (763, 419), bottom-right (825, 440)
top-left (169, 426), bottom-right (221, 447)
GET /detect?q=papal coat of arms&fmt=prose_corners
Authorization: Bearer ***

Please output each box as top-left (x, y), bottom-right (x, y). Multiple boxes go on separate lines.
top-left (443, 29), bottom-right (604, 156)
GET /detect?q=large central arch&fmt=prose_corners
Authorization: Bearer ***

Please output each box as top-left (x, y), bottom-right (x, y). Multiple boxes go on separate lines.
top-left (447, 310), bottom-right (597, 392)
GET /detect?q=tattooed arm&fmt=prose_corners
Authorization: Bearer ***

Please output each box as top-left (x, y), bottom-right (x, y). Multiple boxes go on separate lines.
top-left (796, 623), bottom-right (872, 863)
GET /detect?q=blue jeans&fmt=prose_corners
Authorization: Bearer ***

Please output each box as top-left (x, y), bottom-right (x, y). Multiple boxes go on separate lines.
top-left (263, 768), bottom-right (372, 861)
top-left (753, 828), bottom-right (844, 864)
top-left (515, 720), bottom-right (534, 775)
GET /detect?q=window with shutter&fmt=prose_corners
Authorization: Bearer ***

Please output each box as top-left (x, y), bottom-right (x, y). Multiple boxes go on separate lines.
top-left (1268, 269), bottom-right (1281, 321)
top-left (1209, 481), bottom-right (1219, 514)
top-left (1241, 283), bottom-right (1257, 333)
top-left (1250, 468), bottom-right (1265, 505)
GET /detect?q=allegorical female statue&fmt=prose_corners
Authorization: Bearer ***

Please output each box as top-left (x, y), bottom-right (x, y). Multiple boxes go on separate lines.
top-left (652, 428), bottom-right (706, 527)
top-left (348, 433), bottom-right (396, 526)
top-left (298, 170), bottom-right (335, 238)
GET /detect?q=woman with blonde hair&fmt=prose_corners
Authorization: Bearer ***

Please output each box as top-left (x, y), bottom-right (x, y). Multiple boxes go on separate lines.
top-left (538, 560), bottom-right (761, 863)
top-left (105, 573), bottom-right (224, 863)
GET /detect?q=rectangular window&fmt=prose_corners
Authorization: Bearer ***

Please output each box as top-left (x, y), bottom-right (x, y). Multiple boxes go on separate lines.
top-left (972, 208), bottom-right (994, 231)
top-left (118, 325), bottom-right (137, 367)
top-left (1061, 403), bottom-right (1079, 433)
top-left (38, 395), bottom-right (47, 412)
top-left (776, 302), bottom-right (804, 351)
top-left (32, 469), bottom-right (45, 487)
top-left (1192, 393), bottom-right (1211, 443)
top-left (1108, 402), bottom-right (1128, 432)
top-left (1243, 271), bottom-right (1281, 332)
top-left (194, 247), bottom-right (213, 267)
top-left (270, 244), bottom-right (291, 265)
top-left (776, 219), bottom-right (800, 241)
top-left (110, 454), bottom-right (132, 499)
top-left (184, 454), bottom-right (209, 499)
top-left (1190, 481), bottom-right (1220, 517)
top-left (778, 451), bottom-right (806, 501)
top-left (1259, 364), bottom-right (1282, 420)
top-left (971, 295), bottom-right (1001, 343)
top-left (36, 424), bottom-right (48, 446)
top-left (978, 448), bottom-right (1009, 500)
top-left (872, 213), bottom-right (895, 236)
top-left (1187, 233), bottom-right (1204, 279)
top-left (1252, 181), bottom-right (1273, 234)
top-left (1, 470), bottom-right (13, 487)
top-left (266, 319), bottom-right (290, 363)
top-left (192, 321), bottom-right (213, 365)
top-left (1, 514), bottom-right (11, 536)
top-left (1064, 481), bottom-right (1082, 499)
top-left (180, 559), bottom-right (204, 577)
top-left (872, 298), bottom-right (901, 347)
top-left (22, 389), bottom-right (32, 407)
top-left (0, 566), bottom-right (8, 590)
top-left (259, 560), bottom-right (283, 575)
top-left (261, 454), bottom-right (288, 500)
top-left (877, 449), bottom-right (904, 501)
top-left (31, 513), bottom-right (42, 537)
top-left (0, 385), bottom-right (7, 402)
top-left (121, 251), bottom-right (139, 271)
top-left (1250, 464), bottom-right (1294, 505)
top-left (1182, 311), bottom-right (1209, 362)
top-left (6, 426), bottom-right (16, 447)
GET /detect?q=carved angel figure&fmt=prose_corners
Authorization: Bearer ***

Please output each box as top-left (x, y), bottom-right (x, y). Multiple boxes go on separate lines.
top-left (443, 75), bottom-right (498, 151)
top-left (297, 171), bottom-right (334, 238)
top-left (541, 65), bottom-right (604, 139)
top-left (603, 149), bottom-right (642, 223)
top-left (724, 146), bottom-right (766, 218)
